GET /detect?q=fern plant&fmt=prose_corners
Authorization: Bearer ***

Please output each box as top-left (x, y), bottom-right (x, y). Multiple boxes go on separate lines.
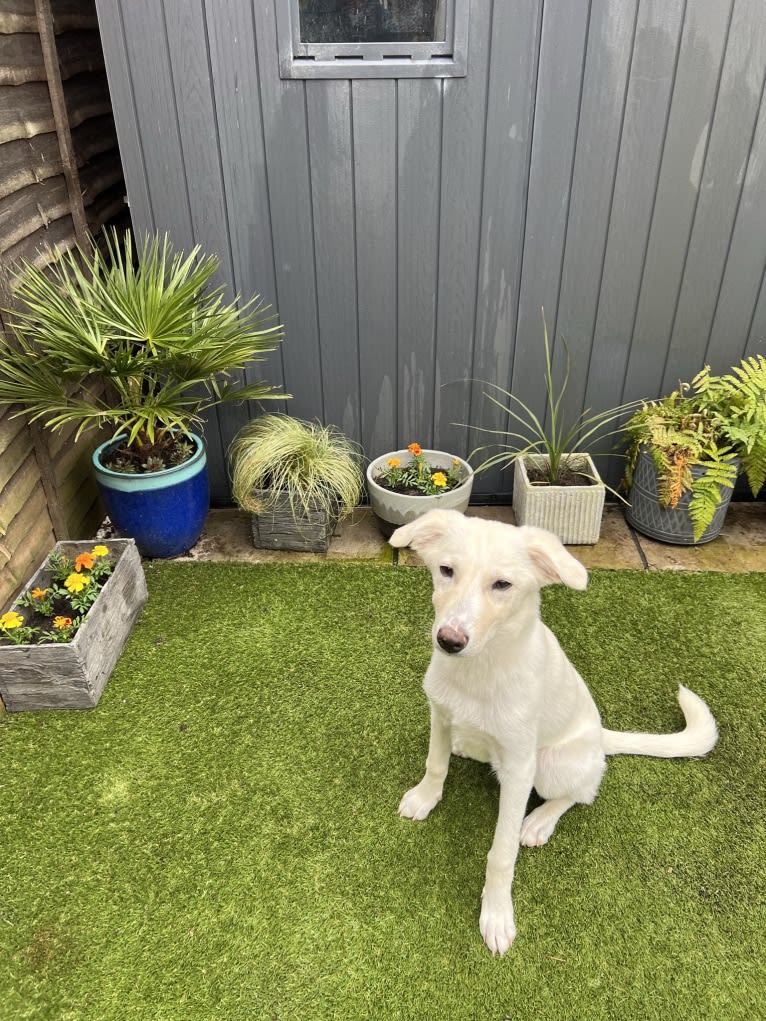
top-left (623, 356), bottom-right (766, 541)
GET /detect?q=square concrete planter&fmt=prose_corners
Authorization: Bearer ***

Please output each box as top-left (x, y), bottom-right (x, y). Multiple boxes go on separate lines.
top-left (513, 454), bottom-right (605, 544)
top-left (0, 539), bottom-right (147, 711)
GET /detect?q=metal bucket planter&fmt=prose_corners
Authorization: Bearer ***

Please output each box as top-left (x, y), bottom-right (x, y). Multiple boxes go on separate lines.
top-left (0, 539), bottom-right (147, 711)
top-left (366, 449), bottom-right (474, 536)
top-left (625, 446), bottom-right (737, 544)
top-left (513, 454), bottom-right (605, 544)
top-left (249, 490), bottom-right (340, 553)
top-left (93, 433), bottom-right (209, 558)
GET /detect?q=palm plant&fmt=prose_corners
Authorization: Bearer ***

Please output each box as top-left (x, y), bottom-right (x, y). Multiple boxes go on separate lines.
top-left (229, 414), bottom-right (363, 524)
top-left (0, 229), bottom-right (284, 471)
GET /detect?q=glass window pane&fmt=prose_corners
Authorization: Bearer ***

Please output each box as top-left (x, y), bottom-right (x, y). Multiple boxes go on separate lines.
top-left (299, 0), bottom-right (447, 44)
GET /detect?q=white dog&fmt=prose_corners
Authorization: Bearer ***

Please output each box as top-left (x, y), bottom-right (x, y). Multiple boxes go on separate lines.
top-left (390, 509), bottom-right (718, 956)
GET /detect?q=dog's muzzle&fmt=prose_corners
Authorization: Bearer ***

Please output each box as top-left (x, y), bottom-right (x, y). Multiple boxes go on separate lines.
top-left (436, 625), bottom-right (468, 655)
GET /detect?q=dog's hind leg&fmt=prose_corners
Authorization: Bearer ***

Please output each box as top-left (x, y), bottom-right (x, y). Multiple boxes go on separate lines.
top-left (520, 797), bottom-right (577, 847)
top-left (521, 736), bottom-right (606, 847)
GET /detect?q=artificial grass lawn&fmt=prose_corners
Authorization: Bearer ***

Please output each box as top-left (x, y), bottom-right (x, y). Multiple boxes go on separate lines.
top-left (1, 563), bottom-right (764, 1021)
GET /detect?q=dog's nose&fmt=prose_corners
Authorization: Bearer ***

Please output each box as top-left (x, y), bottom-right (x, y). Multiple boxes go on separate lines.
top-left (437, 626), bottom-right (468, 654)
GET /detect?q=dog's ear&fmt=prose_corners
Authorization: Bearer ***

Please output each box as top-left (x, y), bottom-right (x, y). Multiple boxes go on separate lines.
top-left (521, 527), bottom-right (588, 590)
top-left (389, 509), bottom-right (462, 551)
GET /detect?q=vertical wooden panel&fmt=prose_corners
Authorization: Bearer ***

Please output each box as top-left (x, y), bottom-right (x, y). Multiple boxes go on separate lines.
top-left (511, 0), bottom-right (590, 422)
top-left (622, 0), bottom-right (734, 403)
top-left (204, 0), bottom-right (287, 402)
top-left (553, 0), bottom-right (638, 428)
top-left (118, 0), bottom-right (193, 248)
top-left (432, 0), bottom-right (492, 458)
top-left (306, 81), bottom-right (360, 442)
top-left (353, 80), bottom-right (397, 458)
top-left (251, 0), bottom-right (322, 422)
top-left (95, 0), bottom-right (154, 233)
top-left (584, 0), bottom-right (686, 426)
top-left (396, 77), bottom-right (441, 447)
top-left (468, 0), bottom-right (541, 500)
top-left (163, 0), bottom-right (239, 500)
top-left (662, 0), bottom-right (766, 388)
top-left (705, 33), bottom-right (766, 367)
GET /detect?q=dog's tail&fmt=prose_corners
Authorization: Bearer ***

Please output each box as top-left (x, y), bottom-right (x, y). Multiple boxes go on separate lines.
top-left (602, 685), bottom-right (718, 758)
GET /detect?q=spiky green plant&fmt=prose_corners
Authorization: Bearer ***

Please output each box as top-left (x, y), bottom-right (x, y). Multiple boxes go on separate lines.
top-left (229, 414), bottom-right (363, 524)
top-left (0, 229), bottom-right (285, 467)
top-left (467, 309), bottom-right (643, 493)
top-left (622, 356), bottom-right (766, 542)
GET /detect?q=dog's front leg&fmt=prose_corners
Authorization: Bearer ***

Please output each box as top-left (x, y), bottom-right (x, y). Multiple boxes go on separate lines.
top-left (399, 703), bottom-right (451, 821)
top-left (480, 759), bottom-right (536, 955)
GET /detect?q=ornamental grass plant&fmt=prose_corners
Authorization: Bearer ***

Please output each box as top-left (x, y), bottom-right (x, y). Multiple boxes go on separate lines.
top-left (229, 414), bottom-right (364, 524)
top-left (0, 229), bottom-right (285, 473)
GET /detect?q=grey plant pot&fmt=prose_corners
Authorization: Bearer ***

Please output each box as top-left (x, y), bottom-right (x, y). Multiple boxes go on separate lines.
top-left (366, 449), bottom-right (474, 535)
top-left (512, 453), bottom-right (605, 544)
top-left (625, 446), bottom-right (737, 545)
top-left (249, 489), bottom-right (340, 553)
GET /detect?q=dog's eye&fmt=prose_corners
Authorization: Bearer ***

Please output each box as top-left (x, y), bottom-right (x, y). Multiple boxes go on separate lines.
top-left (492, 579), bottom-right (512, 591)
top-left (440, 565), bottom-right (454, 578)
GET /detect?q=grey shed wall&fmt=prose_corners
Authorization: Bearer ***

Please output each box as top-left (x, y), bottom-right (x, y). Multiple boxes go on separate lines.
top-left (95, 0), bottom-right (766, 504)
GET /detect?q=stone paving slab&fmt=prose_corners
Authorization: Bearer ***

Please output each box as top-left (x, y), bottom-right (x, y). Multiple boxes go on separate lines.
top-left (185, 502), bottom-right (766, 573)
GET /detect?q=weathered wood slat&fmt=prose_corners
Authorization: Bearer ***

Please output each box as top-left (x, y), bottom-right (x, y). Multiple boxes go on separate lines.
top-left (0, 0), bottom-right (98, 34)
top-left (0, 117), bottom-right (118, 200)
top-left (0, 482), bottom-right (55, 605)
top-left (0, 29), bottom-right (103, 85)
top-left (0, 75), bottom-right (111, 145)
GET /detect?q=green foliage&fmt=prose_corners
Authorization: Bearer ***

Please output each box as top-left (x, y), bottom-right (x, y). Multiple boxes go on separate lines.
top-left (229, 414), bottom-right (363, 524)
top-left (621, 356), bottom-right (766, 541)
top-left (692, 355), bottom-right (766, 497)
top-left (467, 309), bottom-right (642, 491)
top-left (374, 443), bottom-right (467, 495)
top-left (0, 229), bottom-right (285, 459)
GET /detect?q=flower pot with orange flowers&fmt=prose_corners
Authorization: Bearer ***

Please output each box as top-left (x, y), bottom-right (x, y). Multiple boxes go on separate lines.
top-left (366, 443), bottom-right (474, 536)
top-left (0, 539), bottom-right (147, 711)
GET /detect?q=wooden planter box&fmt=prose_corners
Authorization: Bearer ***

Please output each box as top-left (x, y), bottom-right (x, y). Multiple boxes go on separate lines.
top-left (250, 490), bottom-right (340, 553)
top-left (0, 539), bottom-right (147, 711)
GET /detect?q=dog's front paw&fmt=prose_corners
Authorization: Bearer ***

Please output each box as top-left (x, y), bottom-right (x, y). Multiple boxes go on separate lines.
top-left (398, 781), bottom-right (442, 821)
top-left (479, 893), bottom-right (516, 956)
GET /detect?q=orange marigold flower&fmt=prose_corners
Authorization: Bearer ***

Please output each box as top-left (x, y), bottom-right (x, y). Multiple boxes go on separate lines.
top-left (431, 472), bottom-right (448, 488)
top-left (387, 457), bottom-right (401, 468)
top-left (31, 587), bottom-right (49, 600)
top-left (75, 552), bottom-right (95, 572)
top-left (53, 616), bottom-right (73, 630)
top-left (407, 443), bottom-right (422, 456)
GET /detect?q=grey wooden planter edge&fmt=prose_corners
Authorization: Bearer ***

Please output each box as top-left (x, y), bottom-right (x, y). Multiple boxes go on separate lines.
top-left (0, 539), bottom-right (148, 711)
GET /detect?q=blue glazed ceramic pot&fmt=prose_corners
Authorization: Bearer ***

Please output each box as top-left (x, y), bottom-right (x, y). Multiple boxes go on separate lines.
top-left (92, 433), bottom-right (209, 558)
